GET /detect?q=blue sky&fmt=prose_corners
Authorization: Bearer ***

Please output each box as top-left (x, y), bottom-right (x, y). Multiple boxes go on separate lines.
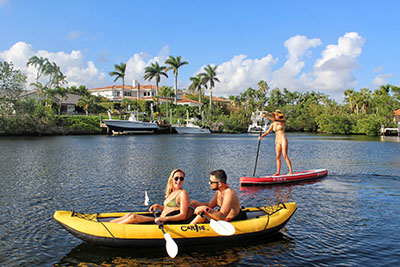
top-left (0, 0), bottom-right (399, 100)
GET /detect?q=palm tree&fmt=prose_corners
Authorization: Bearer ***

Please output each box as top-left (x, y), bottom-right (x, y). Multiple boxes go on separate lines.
top-left (165, 56), bottom-right (188, 104)
top-left (257, 80), bottom-right (270, 95)
top-left (54, 86), bottom-right (68, 114)
top-left (26, 56), bottom-right (49, 83)
top-left (159, 86), bottom-right (175, 116)
top-left (189, 74), bottom-right (207, 103)
top-left (44, 61), bottom-right (67, 88)
top-left (109, 63), bottom-right (127, 100)
top-left (360, 88), bottom-right (371, 114)
top-left (344, 89), bottom-right (355, 113)
top-left (144, 62), bottom-right (168, 96)
top-left (201, 65), bottom-right (220, 109)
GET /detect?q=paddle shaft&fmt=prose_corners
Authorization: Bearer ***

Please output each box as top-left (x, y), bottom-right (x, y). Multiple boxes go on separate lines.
top-left (152, 211), bottom-right (166, 234)
top-left (152, 211), bottom-right (178, 258)
top-left (253, 130), bottom-right (262, 176)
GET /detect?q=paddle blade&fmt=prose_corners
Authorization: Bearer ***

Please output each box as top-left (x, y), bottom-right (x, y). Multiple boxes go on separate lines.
top-left (144, 191), bottom-right (149, 206)
top-left (209, 219), bottom-right (236, 236)
top-left (164, 233), bottom-right (178, 258)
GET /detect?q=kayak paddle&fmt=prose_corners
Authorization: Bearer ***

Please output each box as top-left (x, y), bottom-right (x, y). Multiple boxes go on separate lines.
top-left (152, 211), bottom-right (178, 258)
top-left (200, 212), bottom-right (235, 236)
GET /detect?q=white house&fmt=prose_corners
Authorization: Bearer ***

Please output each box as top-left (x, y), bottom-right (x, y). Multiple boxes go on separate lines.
top-left (88, 80), bottom-right (203, 107)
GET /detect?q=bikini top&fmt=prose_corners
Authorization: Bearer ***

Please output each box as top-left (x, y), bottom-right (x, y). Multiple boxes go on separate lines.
top-left (165, 191), bottom-right (181, 208)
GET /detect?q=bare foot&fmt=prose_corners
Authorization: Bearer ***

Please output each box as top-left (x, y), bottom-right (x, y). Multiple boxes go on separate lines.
top-left (287, 172), bottom-right (293, 175)
top-left (272, 173), bottom-right (280, 176)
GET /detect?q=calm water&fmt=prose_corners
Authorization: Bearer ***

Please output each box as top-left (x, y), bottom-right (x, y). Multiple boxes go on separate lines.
top-left (0, 133), bottom-right (399, 266)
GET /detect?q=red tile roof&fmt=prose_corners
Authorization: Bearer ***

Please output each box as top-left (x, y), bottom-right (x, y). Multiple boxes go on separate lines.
top-left (88, 84), bottom-right (157, 90)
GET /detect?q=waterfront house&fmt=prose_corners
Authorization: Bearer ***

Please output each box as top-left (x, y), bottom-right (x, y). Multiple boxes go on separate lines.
top-left (19, 90), bottom-right (80, 114)
top-left (88, 80), bottom-right (203, 108)
top-left (393, 109), bottom-right (400, 123)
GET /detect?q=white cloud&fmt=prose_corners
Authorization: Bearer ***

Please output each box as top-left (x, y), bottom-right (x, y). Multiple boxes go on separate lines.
top-left (0, 41), bottom-right (108, 89)
top-left (1, 33), bottom-right (367, 100)
top-left (202, 54), bottom-right (277, 96)
top-left (371, 73), bottom-right (394, 89)
top-left (124, 45), bottom-right (170, 86)
top-left (311, 32), bottom-right (365, 98)
top-left (194, 32), bottom-right (365, 100)
top-left (271, 35), bottom-right (321, 91)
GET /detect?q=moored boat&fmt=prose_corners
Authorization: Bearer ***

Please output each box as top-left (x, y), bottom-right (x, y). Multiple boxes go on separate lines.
top-left (247, 111), bottom-right (269, 133)
top-left (53, 202), bottom-right (296, 248)
top-left (240, 169), bottom-right (328, 185)
top-left (103, 110), bottom-right (159, 134)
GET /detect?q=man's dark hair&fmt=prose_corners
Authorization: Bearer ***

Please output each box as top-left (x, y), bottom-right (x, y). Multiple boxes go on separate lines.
top-left (210, 169), bottom-right (227, 183)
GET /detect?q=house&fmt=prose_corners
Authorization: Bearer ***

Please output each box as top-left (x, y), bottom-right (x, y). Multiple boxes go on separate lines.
top-left (89, 80), bottom-right (205, 108)
top-left (19, 90), bottom-right (81, 114)
top-left (88, 80), bottom-right (185, 102)
top-left (393, 109), bottom-right (400, 123)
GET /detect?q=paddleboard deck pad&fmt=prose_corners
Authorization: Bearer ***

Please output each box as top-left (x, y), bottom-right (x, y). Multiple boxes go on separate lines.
top-left (240, 169), bottom-right (328, 185)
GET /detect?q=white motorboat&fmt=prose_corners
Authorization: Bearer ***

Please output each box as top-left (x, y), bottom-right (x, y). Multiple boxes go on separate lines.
top-left (104, 110), bottom-right (159, 134)
top-left (174, 112), bottom-right (211, 134)
top-left (247, 111), bottom-right (269, 133)
top-left (174, 122), bottom-right (211, 134)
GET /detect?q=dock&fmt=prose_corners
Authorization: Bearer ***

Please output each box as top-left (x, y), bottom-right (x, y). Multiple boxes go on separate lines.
top-left (381, 122), bottom-right (400, 136)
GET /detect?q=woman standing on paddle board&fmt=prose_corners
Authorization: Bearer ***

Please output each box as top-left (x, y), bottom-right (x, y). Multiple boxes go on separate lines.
top-left (258, 110), bottom-right (293, 176)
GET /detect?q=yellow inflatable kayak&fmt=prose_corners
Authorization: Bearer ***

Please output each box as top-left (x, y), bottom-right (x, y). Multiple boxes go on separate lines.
top-left (53, 202), bottom-right (296, 248)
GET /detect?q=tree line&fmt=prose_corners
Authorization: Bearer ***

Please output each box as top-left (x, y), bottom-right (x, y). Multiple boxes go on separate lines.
top-left (0, 56), bottom-right (399, 136)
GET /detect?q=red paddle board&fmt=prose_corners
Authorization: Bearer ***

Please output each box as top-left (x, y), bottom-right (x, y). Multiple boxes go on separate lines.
top-left (240, 169), bottom-right (328, 185)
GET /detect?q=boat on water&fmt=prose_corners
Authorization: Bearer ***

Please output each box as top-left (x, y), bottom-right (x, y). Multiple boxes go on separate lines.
top-left (53, 202), bottom-right (296, 248)
top-left (240, 169), bottom-right (328, 185)
top-left (248, 111), bottom-right (269, 133)
top-left (173, 112), bottom-right (211, 134)
top-left (174, 121), bottom-right (211, 134)
top-left (103, 110), bottom-right (159, 134)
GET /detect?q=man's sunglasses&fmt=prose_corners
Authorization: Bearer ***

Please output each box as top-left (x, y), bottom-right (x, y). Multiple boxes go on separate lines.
top-left (209, 180), bottom-right (219, 184)
top-left (174, 176), bottom-right (185, 181)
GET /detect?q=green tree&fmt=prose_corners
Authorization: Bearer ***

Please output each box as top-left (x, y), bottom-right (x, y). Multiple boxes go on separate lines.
top-left (144, 62), bottom-right (168, 96)
top-left (343, 89), bottom-right (355, 113)
top-left (201, 65), bottom-right (220, 109)
top-left (165, 56), bottom-right (188, 104)
top-left (0, 61), bottom-right (27, 114)
top-left (53, 86), bottom-right (69, 114)
top-left (45, 61), bottom-right (67, 88)
top-left (109, 63), bottom-right (127, 100)
top-left (26, 56), bottom-right (49, 83)
top-left (159, 86), bottom-right (175, 116)
top-left (189, 74), bottom-right (207, 103)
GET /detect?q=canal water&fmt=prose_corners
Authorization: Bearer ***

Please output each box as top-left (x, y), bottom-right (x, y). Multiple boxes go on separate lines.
top-left (0, 133), bottom-right (399, 266)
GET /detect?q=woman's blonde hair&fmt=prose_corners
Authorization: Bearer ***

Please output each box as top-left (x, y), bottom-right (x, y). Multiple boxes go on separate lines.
top-left (165, 169), bottom-right (185, 197)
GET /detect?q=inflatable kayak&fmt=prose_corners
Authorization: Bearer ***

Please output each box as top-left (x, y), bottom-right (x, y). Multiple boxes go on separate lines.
top-left (240, 169), bottom-right (328, 185)
top-left (54, 202), bottom-right (296, 248)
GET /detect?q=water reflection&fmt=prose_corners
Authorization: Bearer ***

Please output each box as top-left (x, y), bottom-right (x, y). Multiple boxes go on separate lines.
top-left (55, 233), bottom-right (294, 266)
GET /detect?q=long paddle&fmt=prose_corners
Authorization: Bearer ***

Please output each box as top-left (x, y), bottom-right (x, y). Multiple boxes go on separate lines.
top-left (200, 212), bottom-right (236, 236)
top-left (253, 130), bottom-right (262, 176)
top-left (152, 211), bottom-right (178, 258)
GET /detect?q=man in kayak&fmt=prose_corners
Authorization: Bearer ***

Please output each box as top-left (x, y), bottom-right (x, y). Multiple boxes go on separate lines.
top-left (259, 110), bottom-right (293, 176)
top-left (190, 169), bottom-right (243, 224)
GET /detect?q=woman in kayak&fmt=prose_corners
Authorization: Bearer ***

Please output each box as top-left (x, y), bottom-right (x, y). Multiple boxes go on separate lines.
top-left (111, 169), bottom-right (190, 224)
top-left (259, 110), bottom-right (293, 176)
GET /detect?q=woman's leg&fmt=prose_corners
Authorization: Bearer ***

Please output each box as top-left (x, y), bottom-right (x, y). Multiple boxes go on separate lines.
top-left (274, 143), bottom-right (282, 176)
top-left (282, 139), bottom-right (293, 174)
top-left (110, 213), bottom-right (154, 224)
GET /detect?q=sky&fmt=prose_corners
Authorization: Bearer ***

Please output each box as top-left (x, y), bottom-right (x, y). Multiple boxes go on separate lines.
top-left (0, 0), bottom-right (399, 101)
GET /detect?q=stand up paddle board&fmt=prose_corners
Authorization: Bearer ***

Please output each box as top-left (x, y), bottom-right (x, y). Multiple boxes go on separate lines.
top-left (240, 169), bottom-right (328, 185)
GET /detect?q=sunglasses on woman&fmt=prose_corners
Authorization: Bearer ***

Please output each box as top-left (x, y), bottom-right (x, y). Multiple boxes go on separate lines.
top-left (174, 176), bottom-right (185, 181)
